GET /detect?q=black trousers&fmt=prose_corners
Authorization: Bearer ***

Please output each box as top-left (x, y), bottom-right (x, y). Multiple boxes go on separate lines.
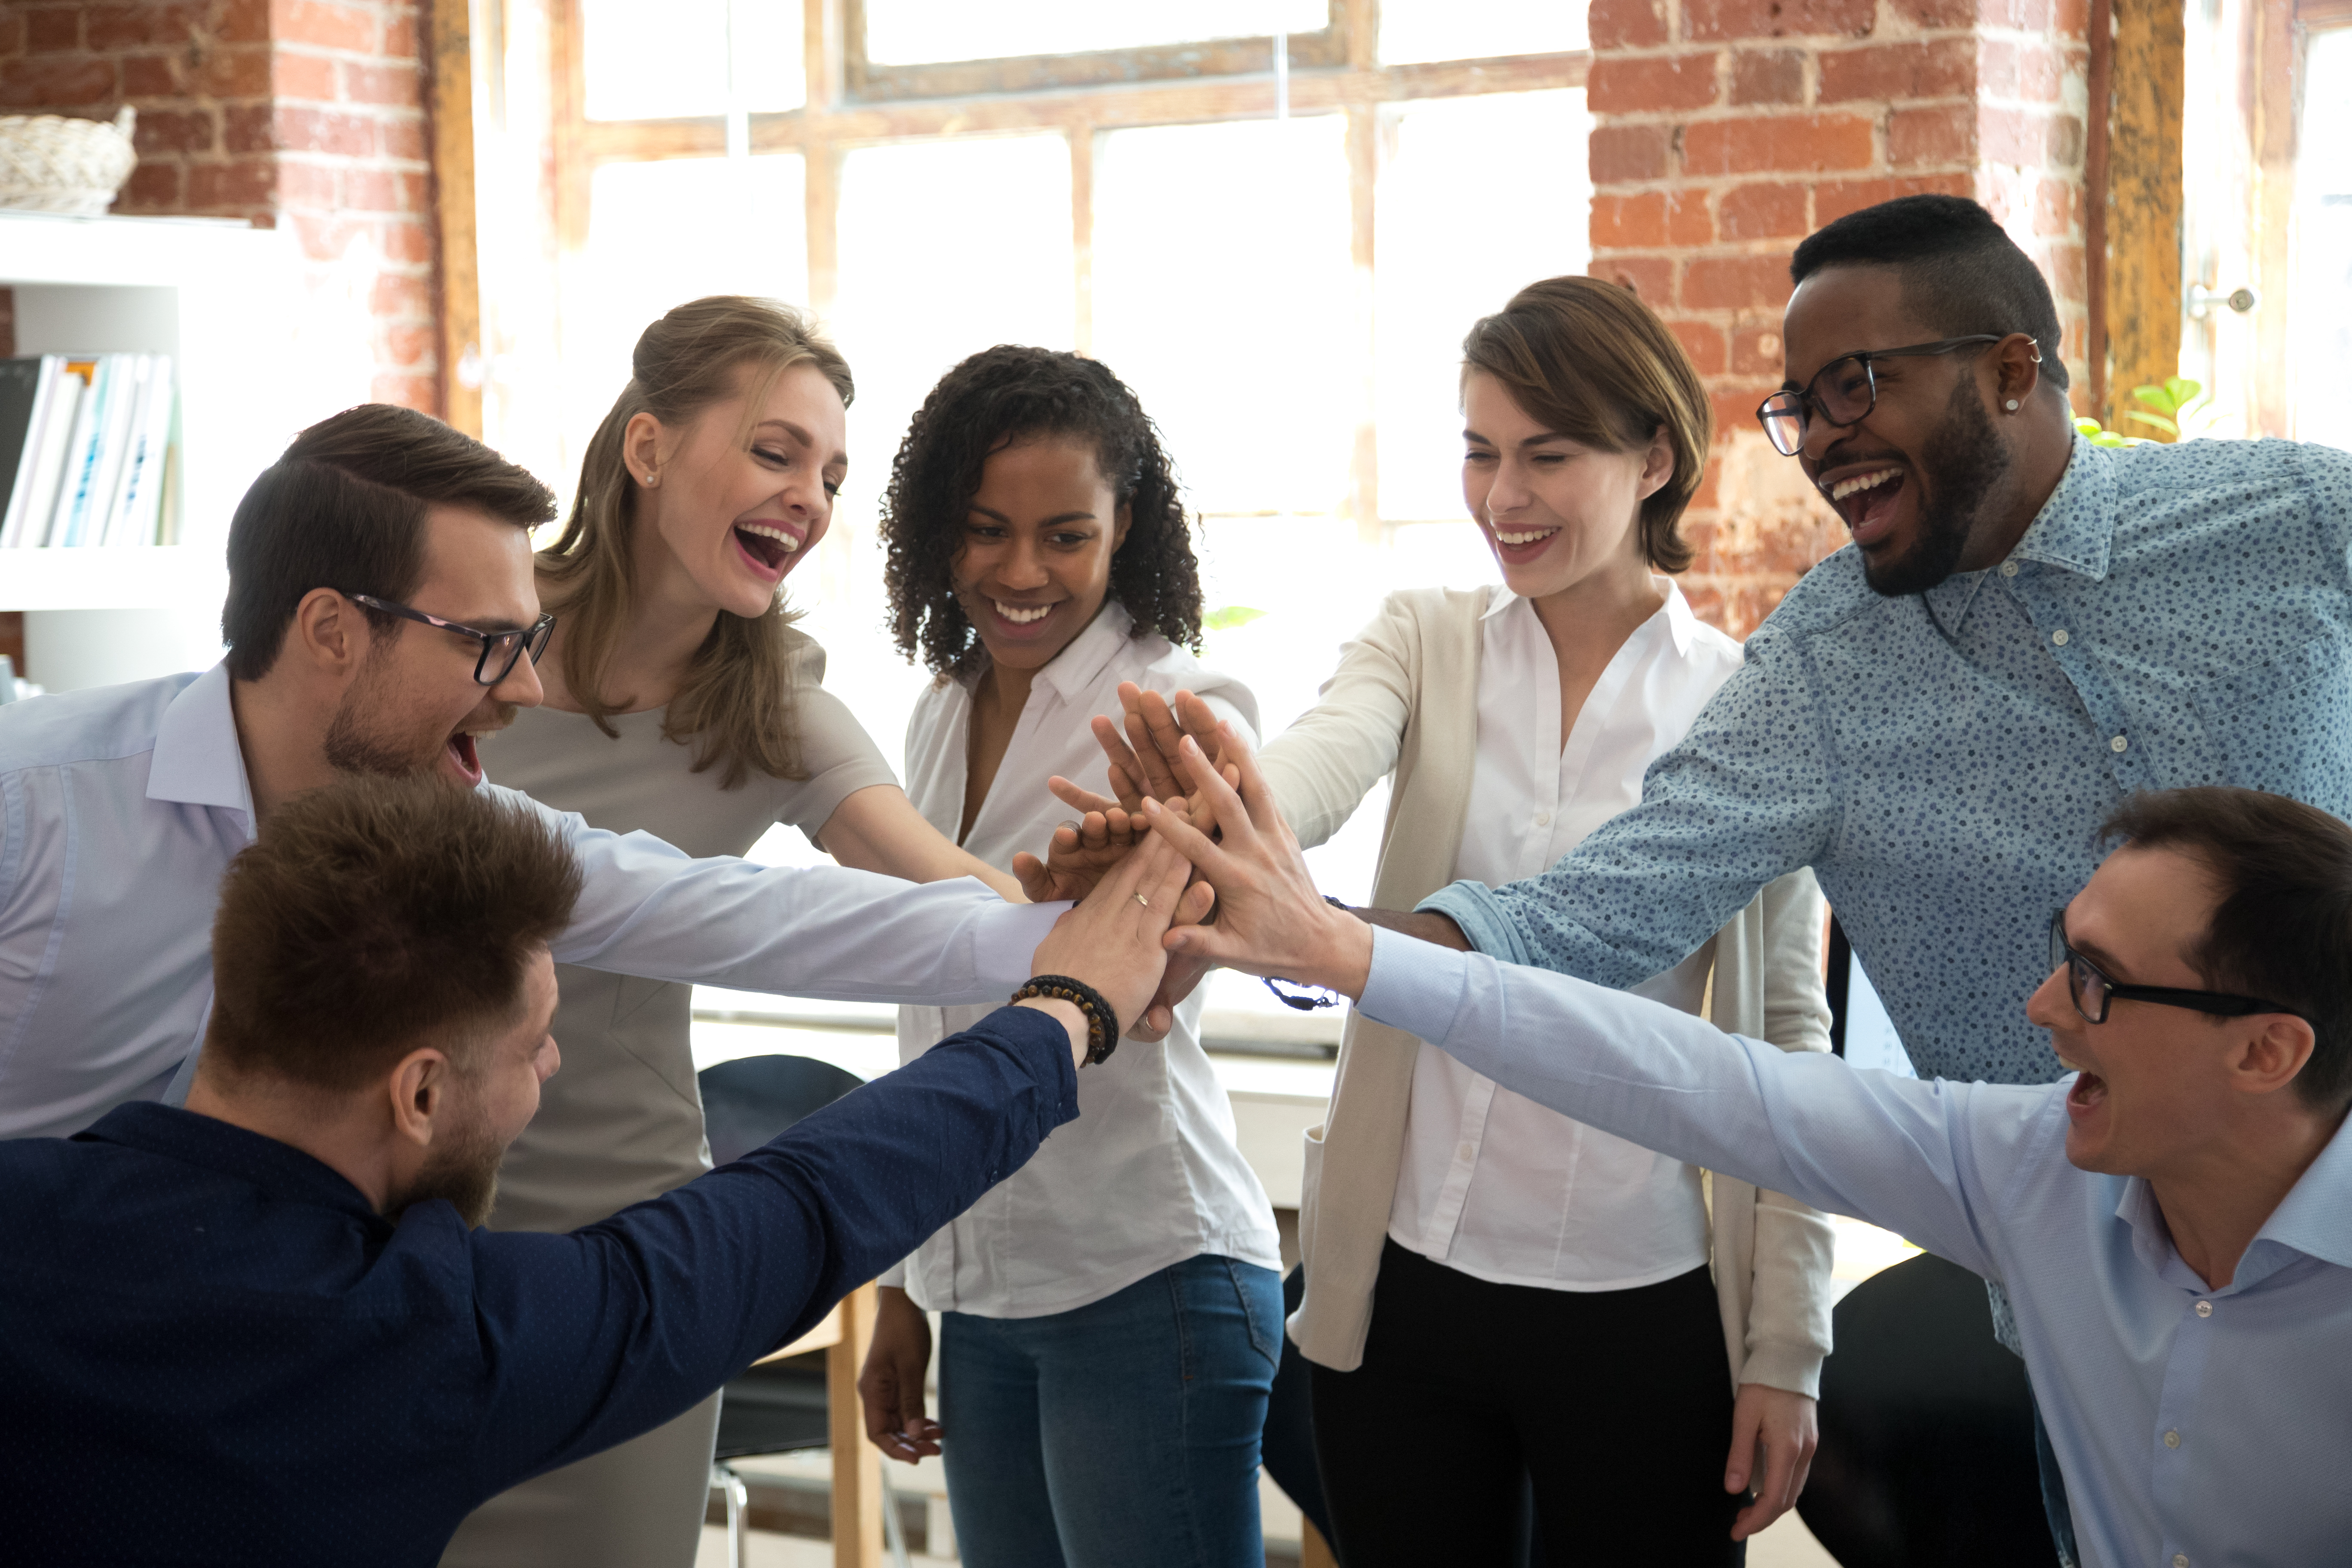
top-left (1310, 1240), bottom-right (1743, 1568)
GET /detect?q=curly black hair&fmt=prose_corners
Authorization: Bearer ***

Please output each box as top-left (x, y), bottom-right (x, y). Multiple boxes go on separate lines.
top-left (882, 345), bottom-right (1204, 677)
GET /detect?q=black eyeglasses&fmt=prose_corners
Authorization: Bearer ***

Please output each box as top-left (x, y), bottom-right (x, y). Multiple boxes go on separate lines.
top-left (2048, 912), bottom-right (2303, 1026)
top-left (348, 593), bottom-right (556, 686)
top-left (1755, 336), bottom-right (2006, 457)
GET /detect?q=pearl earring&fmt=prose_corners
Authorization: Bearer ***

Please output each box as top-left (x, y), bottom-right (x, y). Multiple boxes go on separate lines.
top-left (2005, 399), bottom-right (2020, 411)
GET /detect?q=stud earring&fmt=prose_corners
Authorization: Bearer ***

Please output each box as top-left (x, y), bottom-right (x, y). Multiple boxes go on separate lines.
top-left (2005, 399), bottom-right (2020, 411)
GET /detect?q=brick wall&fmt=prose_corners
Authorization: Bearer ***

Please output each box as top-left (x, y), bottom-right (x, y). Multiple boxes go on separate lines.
top-left (1588, 0), bottom-right (2092, 635)
top-left (0, 0), bottom-right (439, 413)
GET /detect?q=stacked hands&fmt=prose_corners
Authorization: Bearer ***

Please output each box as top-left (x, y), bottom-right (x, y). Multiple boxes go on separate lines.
top-left (1007, 682), bottom-right (1372, 1041)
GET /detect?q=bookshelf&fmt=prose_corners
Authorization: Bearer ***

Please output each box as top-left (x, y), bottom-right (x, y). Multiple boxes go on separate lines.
top-left (0, 211), bottom-right (310, 690)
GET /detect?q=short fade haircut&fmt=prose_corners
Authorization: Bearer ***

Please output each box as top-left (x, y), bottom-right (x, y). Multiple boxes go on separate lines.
top-left (2103, 787), bottom-right (2352, 1111)
top-left (1461, 276), bottom-right (1713, 573)
top-left (1790, 194), bottom-right (2070, 392)
top-left (205, 777), bottom-right (583, 1092)
top-left (222, 404), bottom-right (557, 681)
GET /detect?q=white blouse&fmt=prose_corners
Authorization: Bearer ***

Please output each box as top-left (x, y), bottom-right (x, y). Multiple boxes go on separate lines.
top-left (1387, 581), bottom-right (1745, 1291)
top-left (886, 603), bottom-right (1284, 1318)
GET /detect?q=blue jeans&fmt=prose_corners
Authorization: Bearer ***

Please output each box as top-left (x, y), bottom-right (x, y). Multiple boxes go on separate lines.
top-left (938, 1254), bottom-right (1283, 1568)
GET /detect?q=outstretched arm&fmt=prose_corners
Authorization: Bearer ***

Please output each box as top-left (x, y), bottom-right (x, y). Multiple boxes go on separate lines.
top-left (818, 783), bottom-right (1026, 902)
top-left (479, 835), bottom-right (1205, 1491)
top-left (1142, 724), bottom-right (2046, 1275)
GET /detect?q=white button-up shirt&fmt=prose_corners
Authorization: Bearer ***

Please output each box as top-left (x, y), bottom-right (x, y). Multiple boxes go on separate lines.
top-left (1388, 582), bottom-right (1741, 1290)
top-left (0, 664), bottom-right (1060, 1140)
top-left (888, 604), bottom-right (1283, 1317)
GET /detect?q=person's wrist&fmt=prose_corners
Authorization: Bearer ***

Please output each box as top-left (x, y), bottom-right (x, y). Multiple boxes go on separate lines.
top-left (1300, 903), bottom-right (1375, 998)
top-left (1013, 995), bottom-right (1090, 1063)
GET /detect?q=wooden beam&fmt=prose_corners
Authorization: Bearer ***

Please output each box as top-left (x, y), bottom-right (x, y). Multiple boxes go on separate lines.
top-left (825, 1283), bottom-right (884, 1568)
top-left (1069, 114), bottom-right (1093, 355)
top-left (2249, 0), bottom-right (2298, 437)
top-left (430, 0), bottom-right (484, 435)
top-left (2103, 0), bottom-right (2186, 435)
top-left (1346, 103), bottom-right (1380, 542)
top-left (569, 52), bottom-right (1588, 165)
top-left (805, 0), bottom-right (842, 315)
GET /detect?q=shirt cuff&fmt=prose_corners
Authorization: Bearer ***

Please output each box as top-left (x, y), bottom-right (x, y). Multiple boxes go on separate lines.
top-left (973, 897), bottom-right (1070, 992)
top-left (1357, 925), bottom-right (1472, 1046)
top-left (1415, 879), bottom-right (1534, 967)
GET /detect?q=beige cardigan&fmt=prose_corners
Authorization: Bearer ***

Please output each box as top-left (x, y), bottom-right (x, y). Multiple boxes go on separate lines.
top-left (1265, 586), bottom-right (1838, 1396)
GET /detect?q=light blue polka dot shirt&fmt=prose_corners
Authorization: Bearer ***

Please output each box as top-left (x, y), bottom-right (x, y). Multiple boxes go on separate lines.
top-left (1424, 433), bottom-right (2352, 1087)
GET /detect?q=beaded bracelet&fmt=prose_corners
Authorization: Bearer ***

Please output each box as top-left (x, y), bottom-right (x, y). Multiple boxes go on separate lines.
top-left (1011, 974), bottom-right (1121, 1066)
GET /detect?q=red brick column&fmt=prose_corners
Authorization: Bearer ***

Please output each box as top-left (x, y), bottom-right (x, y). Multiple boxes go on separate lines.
top-left (0, 0), bottom-right (440, 413)
top-left (1587, 0), bottom-right (2092, 635)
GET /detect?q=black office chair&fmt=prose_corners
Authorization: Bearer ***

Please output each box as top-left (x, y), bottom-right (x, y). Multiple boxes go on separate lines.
top-left (696, 1054), bottom-right (913, 1568)
top-left (1795, 1251), bottom-right (2059, 1566)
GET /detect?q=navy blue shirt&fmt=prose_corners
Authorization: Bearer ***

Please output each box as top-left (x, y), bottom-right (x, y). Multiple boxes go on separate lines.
top-left (0, 1006), bottom-right (1077, 1566)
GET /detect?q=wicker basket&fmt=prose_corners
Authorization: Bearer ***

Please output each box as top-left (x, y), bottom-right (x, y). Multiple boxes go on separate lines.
top-left (0, 107), bottom-right (138, 216)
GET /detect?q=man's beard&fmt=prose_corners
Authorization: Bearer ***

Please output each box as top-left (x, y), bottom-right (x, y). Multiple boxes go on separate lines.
top-left (1859, 377), bottom-right (2014, 598)
top-left (322, 649), bottom-right (435, 778)
top-left (394, 1113), bottom-right (504, 1229)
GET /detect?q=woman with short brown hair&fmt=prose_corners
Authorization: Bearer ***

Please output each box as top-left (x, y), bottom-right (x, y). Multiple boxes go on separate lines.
top-left (1102, 276), bottom-right (1838, 1562)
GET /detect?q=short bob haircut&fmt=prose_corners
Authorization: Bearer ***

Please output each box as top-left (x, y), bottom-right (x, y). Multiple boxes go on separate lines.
top-left (1460, 276), bottom-right (1712, 573)
top-left (205, 776), bottom-right (583, 1092)
top-left (222, 404), bottom-right (556, 682)
top-left (2103, 786), bottom-right (2352, 1112)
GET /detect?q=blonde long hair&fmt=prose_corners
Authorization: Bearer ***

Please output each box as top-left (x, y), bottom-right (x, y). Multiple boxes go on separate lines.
top-left (539, 297), bottom-right (854, 788)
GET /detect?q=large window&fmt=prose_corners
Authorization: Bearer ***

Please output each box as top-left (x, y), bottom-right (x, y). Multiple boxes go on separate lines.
top-left (466, 0), bottom-right (1592, 1043)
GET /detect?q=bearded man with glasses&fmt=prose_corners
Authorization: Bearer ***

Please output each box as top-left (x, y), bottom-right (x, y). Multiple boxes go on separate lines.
top-left (0, 404), bottom-right (1078, 1145)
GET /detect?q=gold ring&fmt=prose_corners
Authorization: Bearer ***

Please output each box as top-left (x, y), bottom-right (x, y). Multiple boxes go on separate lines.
top-left (1134, 893), bottom-right (1151, 909)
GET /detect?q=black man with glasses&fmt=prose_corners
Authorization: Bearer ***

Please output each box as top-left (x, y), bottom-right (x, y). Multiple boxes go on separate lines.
top-left (0, 404), bottom-right (1066, 1141)
top-left (1205, 192), bottom-right (2352, 1562)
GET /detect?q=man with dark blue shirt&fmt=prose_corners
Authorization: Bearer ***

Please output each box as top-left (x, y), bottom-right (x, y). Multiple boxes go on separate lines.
top-left (0, 775), bottom-right (1196, 1566)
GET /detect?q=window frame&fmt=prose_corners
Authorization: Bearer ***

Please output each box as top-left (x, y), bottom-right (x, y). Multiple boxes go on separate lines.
top-left (446, 0), bottom-right (1589, 534)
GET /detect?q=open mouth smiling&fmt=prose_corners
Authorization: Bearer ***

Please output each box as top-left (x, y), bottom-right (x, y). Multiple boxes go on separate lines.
top-left (1819, 463), bottom-right (1909, 546)
top-left (732, 521), bottom-right (804, 575)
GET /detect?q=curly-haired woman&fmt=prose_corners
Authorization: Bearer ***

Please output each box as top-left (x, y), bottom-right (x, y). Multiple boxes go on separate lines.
top-left (856, 344), bottom-right (1284, 1568)
top-left (443, 297), bottom-right (1032, 1568)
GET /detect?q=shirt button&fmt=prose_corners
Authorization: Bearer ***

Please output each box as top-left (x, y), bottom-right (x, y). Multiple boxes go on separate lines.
top-left (2174, 1555), bottom-right (2189, 1568)
top-left (2110, 735), bottom-right (2128, 753)
top-left (2051, 628), bottom-right (2069, 646)
top-left (2000, 560), bottom-right (2019, 577)
top-left (2164, 1429), bottom-right (2181, 1449)
top-left (1457, 1142), bottom-right (1474, 1161)
top-left (2195, 1300), bottom-right (2213, 1317)
top-left (1534, 811), bottom-right (1550, 827)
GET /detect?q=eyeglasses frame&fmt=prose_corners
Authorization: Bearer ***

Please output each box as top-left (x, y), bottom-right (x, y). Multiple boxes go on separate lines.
top-left (2047, 911), bottom-right (2304, 1026)
top-left (1755, 334), bottom-right (2009, 457)
top-left (346, 592), bottom-right (557, 687)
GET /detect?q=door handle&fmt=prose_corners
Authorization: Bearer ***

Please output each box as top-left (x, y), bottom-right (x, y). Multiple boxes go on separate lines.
top-left (2186, 284), bottom-right (2259, 318)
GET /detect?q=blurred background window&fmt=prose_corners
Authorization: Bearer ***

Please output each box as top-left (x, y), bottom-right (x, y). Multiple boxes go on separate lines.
top-left (470, 0), bottom-right (1592, 1047)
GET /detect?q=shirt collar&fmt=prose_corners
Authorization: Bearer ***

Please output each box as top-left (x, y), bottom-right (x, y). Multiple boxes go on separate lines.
top-left (2247, 1111), bottom-right (2352, 1272)
top-left (2111, 1112), bottom-right (2352, 1290)
top-left (75, 1101), bottom-right (385, 1224)
top-left (146, 660), bottom-right (256, 821)
top-left (1920, 435), bottom-right (2115, 637)
top-left (1032, 599), bottom-right (1136, 705)
top-left (1482, 576), bottom-right (1697, 655)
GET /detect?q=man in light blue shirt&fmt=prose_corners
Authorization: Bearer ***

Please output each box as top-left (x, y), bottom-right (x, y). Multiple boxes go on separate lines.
top-left (1148, 741), bottom-right (2352, 1568)
top-left (0, 404), bottom-right (1061, 1140)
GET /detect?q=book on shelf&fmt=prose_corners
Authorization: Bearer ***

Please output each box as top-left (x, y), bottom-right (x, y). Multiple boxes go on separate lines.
top-left (0, 354), bottom-right (179, 551)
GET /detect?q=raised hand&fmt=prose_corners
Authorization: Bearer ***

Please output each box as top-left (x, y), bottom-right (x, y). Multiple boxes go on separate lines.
top-left (1139, 726), bottom-right (1372, 1000)
top-left (1011, 799), bottom-right (1141, 903)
